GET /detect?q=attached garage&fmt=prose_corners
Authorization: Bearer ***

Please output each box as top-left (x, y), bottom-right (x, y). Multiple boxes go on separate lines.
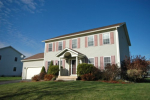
top-left (26, 67), bottom-right (42, 79)
top-left (21, 53), bottom-right (44, 80)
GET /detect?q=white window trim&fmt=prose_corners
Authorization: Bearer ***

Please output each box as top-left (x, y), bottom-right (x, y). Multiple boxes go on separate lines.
top-left (49, 43), bottom-right (53, 52)
top-left (58, 60), bottom-right (62, 66)
top-left (48, 60), bottom-right (51, 70)
top-left (103, 32), bottom-right (110, 45)
top-left (58, 41), bottom-right (63, 51)
top-left (72, 38), bottom-right (77, 49)
top-left (88, 35), bottom-right (94, 47)
top-left (88, 57), bottom-right (95, 66)
top-left (103, 56), bottom-right (111, 68)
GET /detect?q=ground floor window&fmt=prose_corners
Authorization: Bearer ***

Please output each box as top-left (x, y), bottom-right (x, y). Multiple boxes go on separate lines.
top-left (13, 67), bottom-right (16, 71)
top-left (88, 58), bottom-right (94, 65)
top-left (58, 60), bottom-right (62, 66)
top-left (104, 57), bottom-right (111, 67)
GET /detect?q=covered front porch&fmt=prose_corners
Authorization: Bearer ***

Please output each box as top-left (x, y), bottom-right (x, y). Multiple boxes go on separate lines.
top-left (56, 48), bottom-right (85, 80)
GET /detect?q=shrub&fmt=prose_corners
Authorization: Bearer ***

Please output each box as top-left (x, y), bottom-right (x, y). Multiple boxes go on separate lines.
top-left (102, 64), bottom-right (120, 81)
top-left (41, 66), bottom-right (46, 74)
top-left (47, 61), bottom-right (54, 74)
top-left (121, 55), bottom-right (149, 82)
top-left (127, 69), bottom-right (147, 82)
top-left (39, 66), bottom-right (46, 80)
top-left (32, 75), bottom-right (40, 81)
top-left (81, 73), bottom-right (95, 81)
top-left (44, 74), bottom-right (54, 81)
top-left (39, 72), bottom-right (46, 80)
top-left (77, 63), bottom-right (101, 81)
top-left (48, 65), bottom-right (59, 76)
top-left (77, 63), bottom-right (95, 76)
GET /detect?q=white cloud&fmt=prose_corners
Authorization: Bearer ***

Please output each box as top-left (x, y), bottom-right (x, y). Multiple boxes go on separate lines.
top-left (20, 50), bottom-right (33, 58)
top-left (0, 1), bottom-right (3, 8)
top-left (21, 0), bottom-right (37, 10)
top-left (0, 41), bottom-right (8, 48)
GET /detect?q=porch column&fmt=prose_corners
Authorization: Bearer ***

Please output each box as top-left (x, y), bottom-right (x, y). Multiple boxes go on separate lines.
top-left (76, 56), bottom-right (78, 74)
top-left (59, 58), bottom-right (61, 76)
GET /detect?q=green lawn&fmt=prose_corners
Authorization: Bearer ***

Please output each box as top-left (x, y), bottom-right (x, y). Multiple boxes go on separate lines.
top-left (0, 77), bottom-right (21, 81)
top-left (0, 81), bottom-right (150, 100)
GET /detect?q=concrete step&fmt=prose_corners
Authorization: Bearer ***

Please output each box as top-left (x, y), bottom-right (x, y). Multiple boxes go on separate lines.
top-left (56, 76), bottom-right (77, 81)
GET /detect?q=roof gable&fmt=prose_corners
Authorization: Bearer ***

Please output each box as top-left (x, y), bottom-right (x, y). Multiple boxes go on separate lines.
top-left (0, 46), bottom-right (25, 56)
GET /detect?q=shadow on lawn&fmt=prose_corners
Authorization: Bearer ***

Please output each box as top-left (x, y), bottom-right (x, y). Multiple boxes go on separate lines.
top-left (0, 81), bottom-right (100, 100)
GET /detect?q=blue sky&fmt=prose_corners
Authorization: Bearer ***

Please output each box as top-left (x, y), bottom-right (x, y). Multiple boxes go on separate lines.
top-left (0, 0), bottom-right (150, 59)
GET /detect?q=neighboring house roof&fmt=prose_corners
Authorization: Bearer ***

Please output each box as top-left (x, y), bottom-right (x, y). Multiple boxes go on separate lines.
top-left (0, 46), bottom-right (25, 57)
top-left (23, 53), bottom-right (44, 60)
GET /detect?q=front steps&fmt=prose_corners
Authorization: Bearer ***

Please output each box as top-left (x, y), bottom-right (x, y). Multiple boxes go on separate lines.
top-left (56, 76), bottom-right (77, 81)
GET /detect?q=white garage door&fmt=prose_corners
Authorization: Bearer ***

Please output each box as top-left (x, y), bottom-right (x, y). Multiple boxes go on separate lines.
top-left (26, 67), bottom-right (42, 79)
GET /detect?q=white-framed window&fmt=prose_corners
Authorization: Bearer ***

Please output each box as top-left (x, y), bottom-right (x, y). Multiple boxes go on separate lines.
top-left (104, 57), bottom-right (111, 67)
top-left (58, 60), bottom-right (62, 66)
top-left (49, 43), bottom-right (52, 52)
top-left (88, 58), bottom-right (94, 65)
top-left (72, 39), bottom-right (77, 48)
top-left (103, 33), bottom-right (110, 44)
top-left (58, 41), bottom-right (63, 50)
top-left (88, 35), bottom-right (94, 46)
top-left (48, 61), bottom-right (51, 68)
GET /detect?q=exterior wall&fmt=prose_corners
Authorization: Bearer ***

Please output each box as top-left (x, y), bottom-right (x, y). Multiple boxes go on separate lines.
top-left (117, 26), bottom-right (130, 62)
top-left (44, 29), bottom-right (119, 72)
top-left (0, 47), bottom-right (24, 76)
top-left (22, 60), bottom-right (44, 79)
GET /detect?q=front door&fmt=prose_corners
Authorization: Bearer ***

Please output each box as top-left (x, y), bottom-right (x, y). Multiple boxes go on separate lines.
top-left (72, 60), bottom-right (76, 74)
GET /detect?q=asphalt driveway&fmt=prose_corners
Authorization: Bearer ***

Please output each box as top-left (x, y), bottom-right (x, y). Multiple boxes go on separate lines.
top-left (0, 80), bottom-right (22, 85)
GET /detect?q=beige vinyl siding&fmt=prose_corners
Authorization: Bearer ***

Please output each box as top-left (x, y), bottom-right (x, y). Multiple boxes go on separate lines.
top-left (44, 30), bottom-right (118, 70)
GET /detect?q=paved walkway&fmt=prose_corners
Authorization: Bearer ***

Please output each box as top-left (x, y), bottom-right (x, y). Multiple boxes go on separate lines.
top-left (0, 80), bottom-right (22, 85)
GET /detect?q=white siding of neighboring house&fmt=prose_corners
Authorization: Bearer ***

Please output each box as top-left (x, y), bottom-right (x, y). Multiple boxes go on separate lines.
top-left (44, 30), bottom-right (119, 71)
top-left (0, 47), bottom-right (24, 76)
top-left (22, 60), bottom-right (44, 79)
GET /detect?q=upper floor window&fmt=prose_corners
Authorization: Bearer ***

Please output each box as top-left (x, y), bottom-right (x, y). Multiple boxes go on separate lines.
top-left (58, 41), bottom-right (62, 50)
top-left (103, 33), bottom-right (110, 44)
top-left (72, 39), bottom-right (77, 48)
top-left (88, 58), bottom-right (94, 65)
top-left (49, 43), bottom-right (52, 52)
top-left (88, 36), bottom-right (94, 46)
top-left (13, 67), bottom-right (16, 71)
top-left (104, 57), bottom-right (111, 67)
top-left (0, 55), bottom-right (1, 60)
top-left (15, 57), bottom-right (17, 62)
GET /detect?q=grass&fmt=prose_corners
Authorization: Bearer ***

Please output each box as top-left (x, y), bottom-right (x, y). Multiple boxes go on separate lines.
top-left (0, 80), bottom-right (150, 100)
top-left (0, 77), bottom-right (21, 81)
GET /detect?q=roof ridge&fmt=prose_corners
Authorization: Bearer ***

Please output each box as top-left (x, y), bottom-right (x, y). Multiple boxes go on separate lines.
top-left (44, 22), bottom-right (125, 41)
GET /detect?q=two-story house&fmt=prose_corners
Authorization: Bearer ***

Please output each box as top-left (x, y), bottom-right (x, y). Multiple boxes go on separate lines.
top-left (22, 22), bottom-right (131, 80)
top-left (0, 46), bottom-right (25, 76)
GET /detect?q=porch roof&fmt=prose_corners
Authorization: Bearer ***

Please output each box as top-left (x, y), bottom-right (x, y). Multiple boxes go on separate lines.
top-left (56, 48), bottom-right (85, 58)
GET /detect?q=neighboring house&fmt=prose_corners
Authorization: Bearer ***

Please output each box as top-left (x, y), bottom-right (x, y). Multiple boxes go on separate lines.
top-left (22, 22), bottom-right (131, 80)
top-left (0, 46), bottom-right (25, 76)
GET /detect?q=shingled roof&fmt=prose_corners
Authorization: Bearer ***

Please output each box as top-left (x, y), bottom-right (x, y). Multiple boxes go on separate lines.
top-left (24, 53), bottom-right (44, 60)
top-left (44, 22), bottom-right (125, 41)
